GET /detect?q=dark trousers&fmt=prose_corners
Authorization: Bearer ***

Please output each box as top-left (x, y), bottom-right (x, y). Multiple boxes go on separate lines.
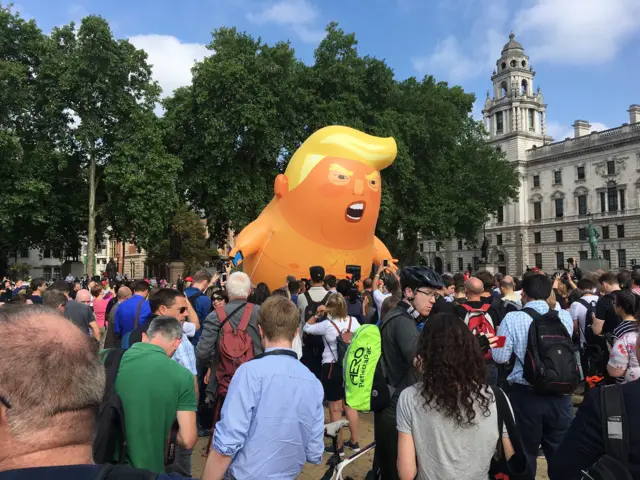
top-left (485, 362), bottom-right (498, 386)
top-left (509, 383), bottom-right (573, 477)
top-left (373, 392), bottom-right (401, 480)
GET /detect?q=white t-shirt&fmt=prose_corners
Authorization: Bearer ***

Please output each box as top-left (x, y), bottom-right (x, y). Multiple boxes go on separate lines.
top-left (373, 289), bottom-right (391, 315)
top-left (303, 315), bottom-right (361, 365)
top-left (569, 295), bottom-right (599, 346)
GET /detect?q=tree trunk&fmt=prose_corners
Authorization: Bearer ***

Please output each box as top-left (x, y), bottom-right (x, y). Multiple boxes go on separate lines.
top-left (404, 233), bottom-right (420, 266)
top-left (86, 153), bottom-right (96, 277)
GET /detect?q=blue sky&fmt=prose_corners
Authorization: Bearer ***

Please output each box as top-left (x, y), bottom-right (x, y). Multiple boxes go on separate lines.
top-left (10, 0), bottom-right (640, 140)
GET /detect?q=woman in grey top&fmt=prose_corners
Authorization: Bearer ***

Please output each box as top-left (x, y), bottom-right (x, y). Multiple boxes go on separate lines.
top-left (397, 313), bottom-right (513, 480)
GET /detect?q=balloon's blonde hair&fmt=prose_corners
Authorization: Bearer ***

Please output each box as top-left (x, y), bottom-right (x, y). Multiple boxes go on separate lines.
top-left (284, 126), bottom-right (397, 191)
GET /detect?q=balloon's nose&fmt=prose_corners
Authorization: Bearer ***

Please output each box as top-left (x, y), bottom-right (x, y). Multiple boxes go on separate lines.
top-left (354, 179), bottom-right (364, 196)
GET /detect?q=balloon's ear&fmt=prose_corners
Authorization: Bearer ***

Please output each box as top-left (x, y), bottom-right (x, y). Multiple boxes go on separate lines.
top-left (274, 174), bottom-right (289, 199)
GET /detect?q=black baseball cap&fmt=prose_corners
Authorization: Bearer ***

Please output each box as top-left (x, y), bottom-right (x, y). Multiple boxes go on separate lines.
top-left (309, 266), bottom-right (325, 283)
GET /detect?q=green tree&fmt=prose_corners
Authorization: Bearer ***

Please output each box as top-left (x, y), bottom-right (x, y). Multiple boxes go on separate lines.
top-left (162, 27), bottom-right (302, 246)
top-left (51, 16), bottom-right (180, 274)
top-left (146, 205), bottom-right (218, 275)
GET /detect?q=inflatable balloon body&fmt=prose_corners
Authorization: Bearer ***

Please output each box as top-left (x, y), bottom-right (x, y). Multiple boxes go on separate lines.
top-left (230, 126), bottom-right (397, 291)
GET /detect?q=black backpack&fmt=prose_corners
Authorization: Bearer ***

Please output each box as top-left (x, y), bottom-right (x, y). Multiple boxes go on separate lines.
top-left (522, 308), bottom-right (579, 395)
top-left (93, 349), bottom-right (127, 465)
top-left (581, 384), bottom-right (633, 480)
top-left (302, 292), bottom-right (331, 350)
top-left (579, 297), bottom-right (600, 345)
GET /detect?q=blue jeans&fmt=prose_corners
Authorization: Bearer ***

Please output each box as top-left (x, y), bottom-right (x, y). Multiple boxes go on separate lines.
top-left (509, 383), bottom-right (573, 477)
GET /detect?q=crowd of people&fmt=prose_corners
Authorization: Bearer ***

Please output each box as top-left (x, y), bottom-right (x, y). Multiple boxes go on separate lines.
top-left (1, 259), bottom-right (640, 479)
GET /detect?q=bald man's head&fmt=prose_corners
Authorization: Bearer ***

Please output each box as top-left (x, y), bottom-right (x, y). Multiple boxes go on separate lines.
top-left (117, 286), bottom-right (132, 301)
top-left (500, 276), bottom-right (515, 293)
top-left (465, 277), bottom-right (484, 299)
top-left (75, 289), bottom-right (91, 303)
top-left (0, 306), bottom-right (104, 454)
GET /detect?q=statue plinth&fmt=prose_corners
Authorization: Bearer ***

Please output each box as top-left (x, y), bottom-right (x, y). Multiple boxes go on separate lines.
top-left (476, 263), bottom-right (496, 274)
top-left (580, 258), bottom-right (610, 273)
top-left (168, 261), bottom-right (185, 285)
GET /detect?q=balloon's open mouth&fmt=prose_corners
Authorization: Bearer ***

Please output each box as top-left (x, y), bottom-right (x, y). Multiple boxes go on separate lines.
top-left (346, 202), bottom-right (365, 222)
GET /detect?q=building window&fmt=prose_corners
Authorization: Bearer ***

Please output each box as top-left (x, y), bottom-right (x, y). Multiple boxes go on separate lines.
top-left (556, 230), bottom-right (563, 243)
top-left (579, 228), bottom-right (587, 241)
top-left (577, 166), bottom-right (585, 180)
top-left (534, 202), bottom-right (542, 220)
top-left (600, 192), bottom-right (606, 213)
top-left (602, 226), bottom-right (609, 239)
top-left (458, 257), bottom-right (464, 271)
top-left (618, 225), bottom-right (625, 238)
top-left (534, 231), bottom-right (541, 244)
top-left (457, 239), bottom-right (463, 250)
top-left (618, 249), bottom-right (627, 268)
top-left (555, 198), bottom-right (563, 217)
top-left (533, 175), bottom-right (540, 188)
top-left (43, 249), bottom-right (51, 259)
top-left (53, 267), bottom-right (61, 280)
top-left (498, 253), bottom-right (505, 262)
top-left (52, 248), bottom-right (62, 259)
top-left (419, 243), bottom-right (424, 253)
top-left (578, 195), bottom-right (588, 216)
top-left (607, 160), bottom-right (615, 175)
top-left (620, 190), bottom-right (626, 211)
top-left (497, 206), bottom-right (504, 223)
top-left (42, 266), bottom-right (52, 281)
top-left (435, 242), bottom-right (441, 252)
top-left (535, 253), bottom-right (543, 269)
top-left (496, 111), bottom-right (504, 134)
top-left (19, 247), bottom-right (29, 259)
top-left (608, 187), bottom-right (618, 212)
top-left (603, 249), bottom-right (611, 261)
top-left (497, 234), bottom-right (503, 246)
top-left (528, 109), bottom-right (535, 131)
top-left (556, 252), bottom-right (565, 269)
top-left (554, 171), bottom-right (562, 185)
top-left (579, 250), bottom-right (588, 261)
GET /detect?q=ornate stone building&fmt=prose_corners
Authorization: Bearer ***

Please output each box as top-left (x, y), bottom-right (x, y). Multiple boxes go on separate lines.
top-left (422, 33), bottom-right (640, 275)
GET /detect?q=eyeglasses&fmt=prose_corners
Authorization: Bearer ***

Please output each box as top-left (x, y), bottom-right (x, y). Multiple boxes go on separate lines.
top-left (415, 289), bottom-right (440, 300)
top-left (179, 307), bottom-right (188, 314)
top-left (0, 395), bottom-right (12, 410)
top-left (213, 297), bottom-right (224, 302)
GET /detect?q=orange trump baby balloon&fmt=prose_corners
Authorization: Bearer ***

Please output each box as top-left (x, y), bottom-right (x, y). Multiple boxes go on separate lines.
top-left (230, 126), bottom-right (397, 290)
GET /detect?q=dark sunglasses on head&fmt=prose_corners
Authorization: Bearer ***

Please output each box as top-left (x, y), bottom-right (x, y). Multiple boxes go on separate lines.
top-left (0, 395), bottom-right (11, 410)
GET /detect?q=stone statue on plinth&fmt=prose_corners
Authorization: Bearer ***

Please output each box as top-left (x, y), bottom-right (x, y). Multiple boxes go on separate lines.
top-left (481, 237), bottom-right (489, 263)
top-left (105, 259), bottom-right (117, 281)
top-left (587, 218), bottom-right (600, 259)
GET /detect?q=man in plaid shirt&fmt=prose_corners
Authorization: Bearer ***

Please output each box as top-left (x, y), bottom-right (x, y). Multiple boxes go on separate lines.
top-left (491, 273), bottom-right (574, 478)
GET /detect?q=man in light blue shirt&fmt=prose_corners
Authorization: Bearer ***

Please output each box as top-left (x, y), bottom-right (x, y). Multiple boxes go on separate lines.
top-left (492, 273), bottom-right (574, 478)
top-left (204, 296), bottom-right (325, 480)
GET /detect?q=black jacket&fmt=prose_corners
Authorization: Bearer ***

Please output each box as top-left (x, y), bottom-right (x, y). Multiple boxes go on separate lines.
top-left (549, 380), bottom-right (640, 479)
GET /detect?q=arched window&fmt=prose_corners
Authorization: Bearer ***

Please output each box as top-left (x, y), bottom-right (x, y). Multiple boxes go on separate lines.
top-left (501, 81), bottom-right (508, 98)
top-left (501, 62), bottom-right (506, 70)
top-left (521, 79), bottom-right (528, 96)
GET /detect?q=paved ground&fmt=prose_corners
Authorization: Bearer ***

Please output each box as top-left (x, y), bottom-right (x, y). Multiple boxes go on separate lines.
top-left (191, 408), bottom-right (553, 479)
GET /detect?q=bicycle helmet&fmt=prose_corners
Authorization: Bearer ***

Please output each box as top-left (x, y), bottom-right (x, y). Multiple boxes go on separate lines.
top-left (400, 266), bottom-right (444, 291)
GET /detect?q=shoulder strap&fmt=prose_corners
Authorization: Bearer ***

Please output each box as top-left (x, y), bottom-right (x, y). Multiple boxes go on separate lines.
top-left (322, 292), bottom-right (332, 303)
top-left (238, 303), bottom-right (254, 331)
top-left (522, 307), bottom-right (542, 321)
top-left (328, 319), bottom-right (342, 336)
top-left (104, 349), bottom-right (126, 391)
top-left (133, 299), bottom-right (144, 329)
top-left (601, 384), bottom-right (629, 464)
top-left (489, 385), bottom-right (525, 455)
top-left (215, 305), bottom-right (227, 323)
top-left (304, 291), bottom-right (312, 306)
top-left (577, 298), bottom-right (591, 309)
top-left (217, 303), bottom-right (245, 330)
top-left (347, 316), bottom-right (352, 332)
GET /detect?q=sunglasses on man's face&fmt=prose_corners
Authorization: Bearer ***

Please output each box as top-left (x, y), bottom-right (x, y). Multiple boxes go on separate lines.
top-left (179, 307), bottom-right (188, 314)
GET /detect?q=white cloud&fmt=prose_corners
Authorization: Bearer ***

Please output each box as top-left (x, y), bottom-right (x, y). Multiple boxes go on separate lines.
top-left (514, 0), bottom-right (640, 64)
top-left (546, 121), bottom-right (608, 141)
top-left (247, 0), bottom-right (326, 43)
top-left (129, 35), bottom-right (210, 99)
top-left (412, 0), bottom-right (509, 83)
top-left (415, 0), bottom-right (640, 82)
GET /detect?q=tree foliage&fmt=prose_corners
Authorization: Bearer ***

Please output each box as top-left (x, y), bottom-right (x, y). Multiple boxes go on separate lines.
top-left (0, 7), bottom-right (180, 273)
top-left (163, 23), bottom-right (520, 264)
top-left (146, 205), bottom-right (217, 275)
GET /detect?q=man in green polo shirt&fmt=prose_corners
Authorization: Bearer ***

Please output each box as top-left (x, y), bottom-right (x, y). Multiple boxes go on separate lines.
top-left (115, 316), bottom-right (198, 473)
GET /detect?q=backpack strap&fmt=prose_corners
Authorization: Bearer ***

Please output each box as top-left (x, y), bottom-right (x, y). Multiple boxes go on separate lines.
top-left (133, 299), bottom-right (144, 330)
top-left (304, 291), bottom-right (312, 306)
top-left (217, 303), bottom-right (245, 331)
top-left (328, 319), bottom-right (342, 336)
top-left (601, 384), bottom-right (629, 465)
top-left (103, 349), bottom-right (126, 392)
top-left (238, 303), bottom-right (255, 332)
top-left (489, 386), bottom-right (525, 459)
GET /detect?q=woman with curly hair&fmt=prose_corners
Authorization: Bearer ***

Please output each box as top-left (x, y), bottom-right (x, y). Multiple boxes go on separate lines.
top-left (397, 313), bottom-right (513, 480)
